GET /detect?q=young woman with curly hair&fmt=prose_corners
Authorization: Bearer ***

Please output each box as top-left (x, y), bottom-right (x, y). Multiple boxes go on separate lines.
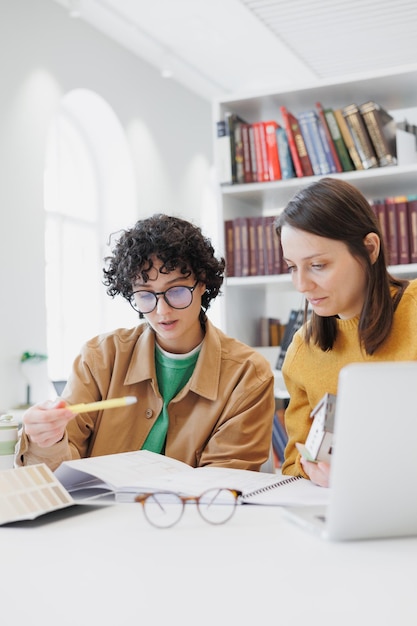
top-left (17, 214), bottom-right (275, 471)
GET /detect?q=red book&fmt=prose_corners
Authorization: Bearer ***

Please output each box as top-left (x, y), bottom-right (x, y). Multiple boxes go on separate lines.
top-left (252, 123), bottom-right (268, 182)
top-left (280, 105), bottom-right (313, 177)
top-left (315, 102), bottom-right (343, 173)
top-left (263, 120), bottom-right (282, 181)
top-left (407, 196), bottom-right (417, 263)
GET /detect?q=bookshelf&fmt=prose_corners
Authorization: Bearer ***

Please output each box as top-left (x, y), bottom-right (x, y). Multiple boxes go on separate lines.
top-left (213, 66), bottom-right (417, 347)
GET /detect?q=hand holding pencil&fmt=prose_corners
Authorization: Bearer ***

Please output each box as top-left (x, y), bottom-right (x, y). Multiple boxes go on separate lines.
top-left (22, 396), bottom-right (138, 449)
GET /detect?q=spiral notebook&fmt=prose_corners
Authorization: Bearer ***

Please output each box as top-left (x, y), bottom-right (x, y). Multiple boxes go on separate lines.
top-left (283, 361), bottom-right (417, 541)
top-left (54, 449), bottom-right (329, 506)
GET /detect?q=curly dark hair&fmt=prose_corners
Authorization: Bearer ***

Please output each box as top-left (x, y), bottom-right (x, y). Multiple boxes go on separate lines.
top-left (103, 214), bottom-right (225, 320)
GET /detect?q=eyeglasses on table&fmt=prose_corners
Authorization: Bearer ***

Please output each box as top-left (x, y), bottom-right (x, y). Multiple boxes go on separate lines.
top-left (134, 488), bottom-right (242, 528)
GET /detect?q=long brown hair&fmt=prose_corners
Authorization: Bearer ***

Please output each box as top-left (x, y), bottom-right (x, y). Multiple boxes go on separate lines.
top-left (275, 177), bottom-right (407, 354)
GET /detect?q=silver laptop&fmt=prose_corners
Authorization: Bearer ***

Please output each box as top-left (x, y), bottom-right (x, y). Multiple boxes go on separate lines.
top-left (283, 361), bottom-right (417, 541)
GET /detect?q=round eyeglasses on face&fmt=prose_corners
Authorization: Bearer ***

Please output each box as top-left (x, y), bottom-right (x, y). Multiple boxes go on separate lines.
top-left (129, 280), bottom-right (199, 314)
top-left (135, 488), bottom-right (241, 529)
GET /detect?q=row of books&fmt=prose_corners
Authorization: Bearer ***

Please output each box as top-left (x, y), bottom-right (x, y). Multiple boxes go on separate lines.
top-left (224, 215), bottom-right (284, 277)
top-left (371, 194), bottom-right (417, 265)
top-left (224, 194), bottom-right (417, 278)
top-left (217, 100), bottom-right (405, 185)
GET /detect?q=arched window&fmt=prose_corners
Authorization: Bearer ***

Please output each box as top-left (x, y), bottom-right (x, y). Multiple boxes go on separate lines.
top-left (44, 89), bottom-right (137, 381)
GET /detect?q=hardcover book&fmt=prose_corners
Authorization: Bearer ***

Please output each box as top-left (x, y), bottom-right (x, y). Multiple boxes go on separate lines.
top-left (298, 109), bottom-right (332, 175)
top-left (393, 195), bottom-right (410, 264)
top-left (315, 102), bottom-right (343, 172)
top-left (224, 219), bottom-right (235, 277)
top-left (252, 122), bottom-right (269, 182)
top-left (333, 109), bottom-right (364, 170)
top-left (323, 107), bottom-right (354, 171)
top-left (384, 197), bottom-right (400, 265)
top-left (240, 122), bottom-right (254, 183)
top-left (263, 120), bottom-right (282, 181)
top-left (280, 105), bottom-right (313, 177)
top-left (276, 125), bottom-right (296, 179)
top-left (359, 101), bottom-right (398, 167)
top-left (342, 103), bottom-right (378, 170)
top-left (407, 195), bottom-right (417, 263)
top-left (371, 199), bottom-right (389, 257)
top-left (233, 216), bottom-right (250, 277)
top-left (225, 112), bottom-right (249, 183)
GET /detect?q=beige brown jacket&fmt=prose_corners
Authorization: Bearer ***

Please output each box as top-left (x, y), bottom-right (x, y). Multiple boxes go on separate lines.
top-left (16, 320), bottom-right (275, 472)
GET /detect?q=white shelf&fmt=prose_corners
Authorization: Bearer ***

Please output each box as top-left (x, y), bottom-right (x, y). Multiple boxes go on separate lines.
top-left (214, 67), bottom-right (417, 346)
top-left (221, 163), bottom-right (417, 212)
top-left (227, 263), bottom-right (417, 290)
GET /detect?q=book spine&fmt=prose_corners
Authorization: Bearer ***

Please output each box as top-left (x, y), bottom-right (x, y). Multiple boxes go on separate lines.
top-left (279, 105), bottom-right (306, 178)
top-left (248, 124), bottom-right (258, 182)
top-left (276, 126), bottom-right (295, 179)
top-left (247, 217), bottom-right (258, 276)
top-left (407, 197), bottom-right (417, 263)
top-left (258, 122), bottom-right (270, 182)
top-left (384, 197), bottom-right (400, 265)
top-left (233, 121), bottom-right (245, 184)
top-left (324, 108), bottom-right (354, 171)
top-left (342, 104), bottom-right (378, 169)
top-left (252, 122), bottom-right (267, 182)
top-left (394, 196), bottom-right (411, 264)
top-left (238, 217), bottom-right (250, 276)
top-left (224, 219), bottom-right (235, 277)
top-left (263, 215), bottom-right (276, 275)
top-left (371, 200), bottom-right (389, 257)
top-left (315, 102), bottom-right (343, 172)
top-left (225, 112), bottom-right (238, 183)
top-left (263, 120), bottom-right (282, 180)
top-left (233, 217), bottom-right (243, 277)
top-left (240, 123), bottom-right (254, 183)
top-left (254, 215), bottom-right (266, 275)
top-left (359, 101), bottom-right (398, 167)
top-left (299, 110), bottom-right (331, 175)
top-left (333, 108), bottom-right (364, 170)
top-left (298, 111), bottom-right (323, 176)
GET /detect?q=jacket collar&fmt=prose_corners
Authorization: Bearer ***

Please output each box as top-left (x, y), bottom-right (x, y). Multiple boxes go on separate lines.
top-left (124, 320), bottom-right (221, 401)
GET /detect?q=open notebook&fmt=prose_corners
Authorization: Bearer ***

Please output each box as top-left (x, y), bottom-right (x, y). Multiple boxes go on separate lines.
top-left (283, 361), bottom-right (417, 541)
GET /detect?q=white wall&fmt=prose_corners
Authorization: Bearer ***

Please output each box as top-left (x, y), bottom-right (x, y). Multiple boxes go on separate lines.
top-left (0, 0), bottom-right (214, 410)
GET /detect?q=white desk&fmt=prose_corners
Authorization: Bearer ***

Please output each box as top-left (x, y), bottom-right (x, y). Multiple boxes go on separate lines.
top-left (2, 502), bottom-right (416, 626)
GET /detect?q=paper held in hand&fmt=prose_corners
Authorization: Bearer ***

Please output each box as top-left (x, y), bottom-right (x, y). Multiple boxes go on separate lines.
top-left (53, 450), bottom-right (329, 506)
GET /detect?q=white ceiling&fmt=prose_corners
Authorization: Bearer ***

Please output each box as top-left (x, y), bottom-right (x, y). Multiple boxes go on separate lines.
top-left (54, 0), bottom-right (417, 101)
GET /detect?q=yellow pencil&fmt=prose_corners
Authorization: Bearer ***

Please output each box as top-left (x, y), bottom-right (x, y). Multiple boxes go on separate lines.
top-left (67, 396), bottom-right (138, 414)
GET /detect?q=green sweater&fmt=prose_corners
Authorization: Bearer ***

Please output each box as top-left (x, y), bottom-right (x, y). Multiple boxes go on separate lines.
top-left (282, 278), bottom-right (417, 476)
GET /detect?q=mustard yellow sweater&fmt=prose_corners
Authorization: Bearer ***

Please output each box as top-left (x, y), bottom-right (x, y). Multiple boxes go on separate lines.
top-left (281, 278), bottom-right (417, 477)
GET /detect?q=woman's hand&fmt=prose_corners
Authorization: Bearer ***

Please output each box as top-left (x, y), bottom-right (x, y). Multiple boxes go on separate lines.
top-left (300, 457), bottom-right (330, 487)
top-left (22, 400), bottom-right (75, 448)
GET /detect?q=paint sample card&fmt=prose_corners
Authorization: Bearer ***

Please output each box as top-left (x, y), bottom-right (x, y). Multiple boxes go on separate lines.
top-left (0, 464), bottom-right (74, 525)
